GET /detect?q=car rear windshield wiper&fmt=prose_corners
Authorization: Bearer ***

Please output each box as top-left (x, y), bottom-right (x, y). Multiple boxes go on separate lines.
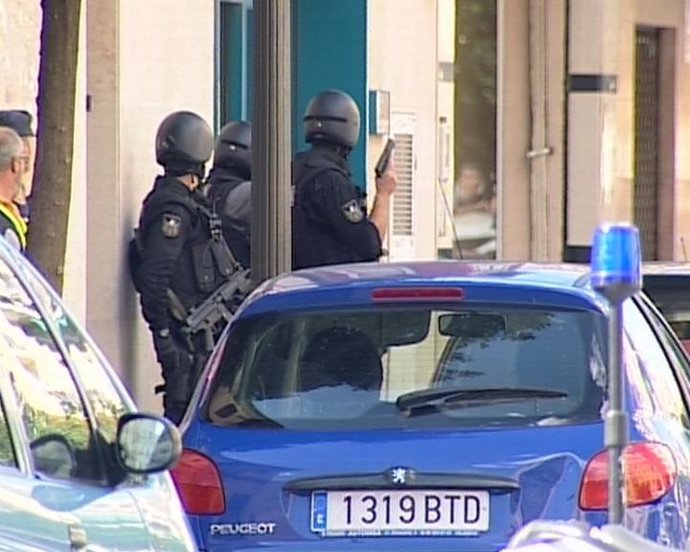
top-left (396, 387), bottom-right (568, 416)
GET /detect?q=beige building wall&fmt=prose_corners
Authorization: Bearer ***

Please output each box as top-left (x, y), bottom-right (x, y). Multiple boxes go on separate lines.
top-left (674, 2), bottom-right (690, 260)
top-left (497, 0), bottom-right (531, 260)
top-left (368, 0), bottom-right (439, 261)
top-left (0, 0), bottom-right (40, 108)
top-left (567, 0), bottom-right (689, 261)
top-left (87, 0), bottom-right (215, 413)
top-left (567, 0), bottom-right (625, 247)
top-left (436, 0), bottom-right (456, 251)
top-left (495, 0), bottom-right (690, 262)
top-left (1, 0), bottom-right (214, 412)
top-left (0, 1), bottom-right (88, 316)
top-left (632, 0), bottom-right (690, 260)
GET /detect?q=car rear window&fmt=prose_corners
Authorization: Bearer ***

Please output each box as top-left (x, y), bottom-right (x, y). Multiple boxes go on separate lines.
top-left (206, 306), bottom-right (606, 430)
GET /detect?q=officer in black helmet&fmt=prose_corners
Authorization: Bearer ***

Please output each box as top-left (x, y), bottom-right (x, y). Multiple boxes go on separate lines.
top-left (133, 110), bottom-right (223, 424)
top-left (205, 120), bottom-right (252, 268)
top-left (292, 89), bottom-right (397, 269)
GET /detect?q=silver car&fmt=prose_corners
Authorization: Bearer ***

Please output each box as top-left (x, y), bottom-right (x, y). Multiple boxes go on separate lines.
top-left (0, 237), bottom-right (197, 552)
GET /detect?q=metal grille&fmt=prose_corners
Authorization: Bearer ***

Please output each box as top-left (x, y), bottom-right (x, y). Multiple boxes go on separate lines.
top-left (392, 133), bottom-right (414, 236)
top-left (634, 28), bottom-right (659, 260)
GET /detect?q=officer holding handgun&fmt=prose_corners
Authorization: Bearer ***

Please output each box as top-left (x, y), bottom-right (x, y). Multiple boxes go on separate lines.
top-left (292, 89), bottom-right (397, 269)
top-left (133, 110), bottom-right (240, 424)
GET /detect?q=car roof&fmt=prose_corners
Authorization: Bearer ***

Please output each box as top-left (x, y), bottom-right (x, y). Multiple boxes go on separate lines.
top-left (260, 261), bottom-right (591, 293)
top-left (235, 261), bottom-right (601, 317)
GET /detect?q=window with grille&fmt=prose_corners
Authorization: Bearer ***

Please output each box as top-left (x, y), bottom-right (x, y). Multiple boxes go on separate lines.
top-left (633, 27), bottom-right (660, 260)
top-left (392, 132), bottom-right (414, 236)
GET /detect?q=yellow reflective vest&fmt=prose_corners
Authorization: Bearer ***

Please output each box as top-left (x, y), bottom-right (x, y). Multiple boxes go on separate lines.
top-left (0, 201), bottom-right (27, 251)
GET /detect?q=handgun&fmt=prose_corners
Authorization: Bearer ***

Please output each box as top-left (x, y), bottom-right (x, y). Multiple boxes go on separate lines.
top-left (374, 138), bottom-right (395, 178)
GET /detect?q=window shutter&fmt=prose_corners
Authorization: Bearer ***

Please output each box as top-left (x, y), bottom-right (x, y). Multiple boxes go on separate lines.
top-left (392, 130), bottom-right (414, 236)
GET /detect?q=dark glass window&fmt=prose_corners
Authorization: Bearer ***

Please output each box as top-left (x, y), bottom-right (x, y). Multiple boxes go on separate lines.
top-left (207, 306), bottom-right (606, 431)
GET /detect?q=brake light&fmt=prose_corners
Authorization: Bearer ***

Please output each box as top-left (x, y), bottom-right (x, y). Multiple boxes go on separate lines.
top-left (171, 449), bottom-right (226, 515)
top-left (371, 287), bottom-right (464, 301)
top-left (579, 442), bottom-right (676, 510)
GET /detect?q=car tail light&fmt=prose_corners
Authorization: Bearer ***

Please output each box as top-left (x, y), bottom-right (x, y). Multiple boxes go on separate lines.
top-left (171, 449), bottom-right (226, 515)
top-left (579, 442), bottom-right (676, 510)
top-left (371, 287), bottom-right (464, 301)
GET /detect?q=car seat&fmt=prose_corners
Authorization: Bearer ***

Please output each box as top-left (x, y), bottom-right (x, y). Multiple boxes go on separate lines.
top-left (298, 326), bottom-right (383, 416)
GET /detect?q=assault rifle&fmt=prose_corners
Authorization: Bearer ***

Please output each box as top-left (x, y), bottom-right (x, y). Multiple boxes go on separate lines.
top-left (181, 266), bottom-right (255, 352)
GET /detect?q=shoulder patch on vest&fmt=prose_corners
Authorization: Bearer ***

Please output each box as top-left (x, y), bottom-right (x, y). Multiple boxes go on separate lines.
top-left (161, 213), bottom-right (182, 238)
top-left (341, 199), bottom-right (364, 223)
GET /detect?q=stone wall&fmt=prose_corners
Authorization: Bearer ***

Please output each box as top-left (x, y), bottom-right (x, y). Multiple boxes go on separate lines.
top-left (0, 0), bottom-right (40, 114)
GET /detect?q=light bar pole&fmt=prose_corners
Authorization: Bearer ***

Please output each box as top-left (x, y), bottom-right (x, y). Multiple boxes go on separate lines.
top-left (251, 0), bottom-right (292, 283)
top-left (590, 223), bottom-right (642, 525)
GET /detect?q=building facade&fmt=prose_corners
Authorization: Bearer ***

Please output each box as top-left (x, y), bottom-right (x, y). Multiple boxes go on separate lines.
top-left (2, 0), bottom-right (689, 411)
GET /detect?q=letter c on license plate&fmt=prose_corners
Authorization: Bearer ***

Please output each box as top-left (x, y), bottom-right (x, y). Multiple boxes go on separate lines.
top-left (310, 489), bottom-right (489, 536)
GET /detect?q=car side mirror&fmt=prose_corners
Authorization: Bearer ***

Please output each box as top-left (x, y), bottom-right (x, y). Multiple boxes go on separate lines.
top-left (116, 413), bottom-right (182, 474)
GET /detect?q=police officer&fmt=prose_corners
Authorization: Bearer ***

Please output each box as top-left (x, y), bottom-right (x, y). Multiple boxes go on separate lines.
top-left (0, 126), bottom-right (28, 252)
top-left (134, 110), bottom-right (220, 424)
top-left (292, 89), bottom-right (397, 269)
top-left (205, 120), bottom-right (252, 268)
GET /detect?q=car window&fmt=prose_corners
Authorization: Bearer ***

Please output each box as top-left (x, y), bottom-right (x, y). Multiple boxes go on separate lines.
top-left (643, 279), bottom-right (690, 355)
top-left (623, 300), bottom-right (686, 420)
top-left (0, 396), bottom-right (17, 468)
top-left (12, 262), bottom-right (129, 444)
top-left (0, 255), bottom-right (103, 482)
top-left (634, 295), bottom-right (690, 415)
top-left (206, 306), bottom-right (607, 430)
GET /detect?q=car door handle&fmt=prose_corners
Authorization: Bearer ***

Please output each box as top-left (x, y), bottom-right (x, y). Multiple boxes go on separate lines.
top-left (68, 525), bottom-right (88, 551)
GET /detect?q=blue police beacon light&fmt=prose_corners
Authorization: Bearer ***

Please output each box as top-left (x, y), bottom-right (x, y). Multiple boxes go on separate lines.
top-left (589, 222), bottom-right (642, 526)
top-left (590, 223), bottom-right (642, 302)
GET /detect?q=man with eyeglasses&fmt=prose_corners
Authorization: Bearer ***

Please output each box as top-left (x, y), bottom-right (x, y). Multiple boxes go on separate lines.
top-left (0, 126), bottom-right (28, 252)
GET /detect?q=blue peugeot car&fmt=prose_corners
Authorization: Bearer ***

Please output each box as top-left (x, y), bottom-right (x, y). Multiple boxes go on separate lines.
top-left (173, 261), bottom-right (690, 551)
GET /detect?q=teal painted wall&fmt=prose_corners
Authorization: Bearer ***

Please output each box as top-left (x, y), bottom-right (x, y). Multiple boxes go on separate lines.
top-left (218, 1), bottom-right (254, 126)
top-left (217, 0), bottom-right (368, 187)
top-left (218, 2), bottom-right (244, 125)
top-left (292, 0), bottom-right (368, 189)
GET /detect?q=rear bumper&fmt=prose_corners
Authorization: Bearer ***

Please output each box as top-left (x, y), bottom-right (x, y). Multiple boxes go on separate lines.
top-left (198, 537), bottom-right (510, 552)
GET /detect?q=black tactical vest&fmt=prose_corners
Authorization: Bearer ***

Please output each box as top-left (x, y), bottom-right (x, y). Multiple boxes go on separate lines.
top-left (135, 177), bottom-right (237, 313)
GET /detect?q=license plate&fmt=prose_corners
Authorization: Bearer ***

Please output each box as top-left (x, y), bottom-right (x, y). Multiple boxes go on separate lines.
top-left (310, 489), bottom-right (490, 536)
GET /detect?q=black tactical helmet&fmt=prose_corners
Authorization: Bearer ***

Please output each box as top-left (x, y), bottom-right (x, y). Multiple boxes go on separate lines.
top-left (304, 89), bottom-right (361, 148)
top-left (155, 111), bottom-right (213, 168)
top-left (213, 121), bottom-right (252, 177)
